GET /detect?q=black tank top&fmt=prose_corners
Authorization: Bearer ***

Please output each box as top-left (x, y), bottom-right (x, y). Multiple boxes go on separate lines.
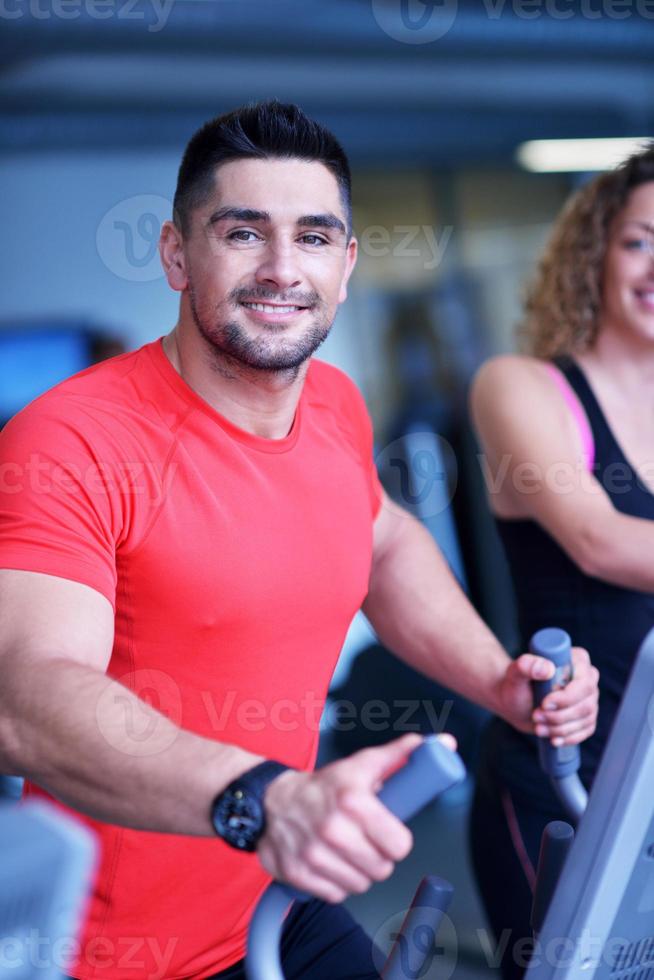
top-left (488, 358), bottom-right (654, 799)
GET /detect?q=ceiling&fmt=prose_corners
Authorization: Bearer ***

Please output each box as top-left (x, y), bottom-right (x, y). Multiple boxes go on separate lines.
top-left (2, 0), bottom-right (654, 165)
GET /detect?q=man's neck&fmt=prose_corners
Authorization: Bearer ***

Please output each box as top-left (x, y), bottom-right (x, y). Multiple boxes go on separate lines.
top-left (162, 327), bottom-right (309, 440)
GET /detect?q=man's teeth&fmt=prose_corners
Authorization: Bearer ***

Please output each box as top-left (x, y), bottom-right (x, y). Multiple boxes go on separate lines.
top-left (242, 302), bottom-right (303, 313)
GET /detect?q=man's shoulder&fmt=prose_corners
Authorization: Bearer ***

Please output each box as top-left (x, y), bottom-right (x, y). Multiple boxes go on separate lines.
top-left (35, 340), bottom-right (155, 406)
top-left (304, 359), bottom-right (374, 448)
top-left (10, 344), bottom-right (161, 425)
top-left (306, 357), bottom-right (365, 406)
top-left (2, 339), bottom-right (170, 451)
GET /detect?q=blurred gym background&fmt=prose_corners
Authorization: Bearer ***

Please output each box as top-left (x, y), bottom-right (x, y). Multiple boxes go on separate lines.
top-left (1, 3), bottom-right (653, 977)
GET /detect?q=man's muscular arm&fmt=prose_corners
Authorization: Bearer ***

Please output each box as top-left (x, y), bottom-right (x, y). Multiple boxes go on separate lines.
top-left (362, 492), bottom-right (599, 745)
top-left (0, 568), bottom-right (440, 904)
top-left (0, 569), bottom-right (264, 836)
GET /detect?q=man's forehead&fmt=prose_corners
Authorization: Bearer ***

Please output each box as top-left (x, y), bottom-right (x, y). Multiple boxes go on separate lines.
top-left (205, 157), bottom-right (344, 215)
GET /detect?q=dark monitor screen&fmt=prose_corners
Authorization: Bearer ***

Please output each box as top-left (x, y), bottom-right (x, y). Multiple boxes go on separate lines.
top-left (0, 327), bottom-right (92, 422)
top-left (526, 628), bottom-right (654, 979)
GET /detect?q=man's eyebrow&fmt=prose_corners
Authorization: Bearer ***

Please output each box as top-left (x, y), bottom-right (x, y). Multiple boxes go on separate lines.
top-left (205, 206), bottom-right (347, 236)
top-left (207, 207), bottom-right (271, 225)
top-left (298, 213), bottom-right (346, 235)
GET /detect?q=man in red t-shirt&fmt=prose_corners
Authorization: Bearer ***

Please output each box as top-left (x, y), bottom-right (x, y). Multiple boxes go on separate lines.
top-left (0, 102), bottom-right (599, 980)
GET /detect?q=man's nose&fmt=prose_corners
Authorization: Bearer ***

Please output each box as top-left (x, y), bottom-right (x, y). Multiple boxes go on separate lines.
top-left (254, 242), bottom-right (303, 292)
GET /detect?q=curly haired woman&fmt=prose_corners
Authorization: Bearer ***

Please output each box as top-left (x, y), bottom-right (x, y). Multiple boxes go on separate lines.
top-left (468, 145), bottom-right (654, 979)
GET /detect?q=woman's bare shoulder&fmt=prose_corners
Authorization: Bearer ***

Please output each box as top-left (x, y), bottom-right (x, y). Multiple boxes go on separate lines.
top-left (471, 354), bottom-right (555, 414)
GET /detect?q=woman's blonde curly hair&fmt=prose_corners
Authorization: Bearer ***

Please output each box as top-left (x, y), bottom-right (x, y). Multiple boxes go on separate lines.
top-left (520, 143), bottom-right (654, 359)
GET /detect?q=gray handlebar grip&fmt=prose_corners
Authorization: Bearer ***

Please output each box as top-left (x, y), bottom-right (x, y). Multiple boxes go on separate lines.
top-left (376, 734), bottom-right (465, 821)
top-left (531, 820), bottom-right (575, 937)
top-left (382, 875), bottom-right (454, 980)
top-left (530, 628), bottom-right (581, 780)
top-left (245, 736), bottom-right (466, 980)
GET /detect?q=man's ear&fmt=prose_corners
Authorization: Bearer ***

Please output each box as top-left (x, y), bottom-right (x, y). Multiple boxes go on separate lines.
top-left (338, 235), bottom-right (358, 304)
top-left (159, 220), bottom-right (188, 292)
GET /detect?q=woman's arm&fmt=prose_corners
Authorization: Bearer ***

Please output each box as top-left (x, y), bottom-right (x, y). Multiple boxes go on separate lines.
top-left (470, 355), bottom-right (654, 592)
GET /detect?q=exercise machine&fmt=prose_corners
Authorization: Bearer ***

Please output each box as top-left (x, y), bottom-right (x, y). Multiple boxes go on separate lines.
top-left (246, 625), bottom-right (654, 980)
top-left (0, 801), bottom-right (97, 980)
top-left (245, 736), bottom-right (467, 980)
top-left (3, 626), bottom-right (652, 979)
top-left (526, 625), bottom-right (654, 978)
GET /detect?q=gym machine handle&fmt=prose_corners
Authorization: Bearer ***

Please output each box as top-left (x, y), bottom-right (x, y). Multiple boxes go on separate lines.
top-left (245, 735), bottom-right (466, 980)
top-left (530, 821), bottom-right (575, 938)
top-left (530, 628), bottom-right (588, 822)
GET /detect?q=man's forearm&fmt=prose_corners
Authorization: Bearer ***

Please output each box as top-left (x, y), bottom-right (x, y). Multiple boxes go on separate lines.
top-left (1, 657), bottom-right (264, 835)
top-left (362, 509), bottom-right (511, 716)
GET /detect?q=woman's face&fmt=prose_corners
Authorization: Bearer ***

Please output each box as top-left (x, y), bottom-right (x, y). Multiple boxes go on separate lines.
top-left (601, 180), bottom-right (654, 344)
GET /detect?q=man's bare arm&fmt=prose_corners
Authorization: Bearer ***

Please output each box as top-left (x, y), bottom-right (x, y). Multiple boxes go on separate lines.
top-left (362, 495), bottom-right (511, 716)
top-left (362, 493), bottom-right (599, 744)
top-left (0, 569), bottom-right (445, 903)
top-left (0, 569), bottom-right (264, 836)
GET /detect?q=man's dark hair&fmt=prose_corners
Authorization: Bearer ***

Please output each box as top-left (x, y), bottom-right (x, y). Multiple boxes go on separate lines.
top-left (173, 100), bottom-right (352, 239)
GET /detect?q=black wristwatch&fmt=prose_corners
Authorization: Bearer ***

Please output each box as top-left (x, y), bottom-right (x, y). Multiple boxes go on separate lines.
top-left (210, 760), bottom-right (291, 852)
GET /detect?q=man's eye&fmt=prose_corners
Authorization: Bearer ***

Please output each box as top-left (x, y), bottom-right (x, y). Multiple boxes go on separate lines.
top-left (228, 230), bottom-right (261, 243)
top-left (300, 234), bottom-right (328, 246)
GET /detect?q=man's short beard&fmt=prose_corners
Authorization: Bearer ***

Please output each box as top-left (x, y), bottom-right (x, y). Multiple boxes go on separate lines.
top-left (188, 283), bottom-right (333, 374)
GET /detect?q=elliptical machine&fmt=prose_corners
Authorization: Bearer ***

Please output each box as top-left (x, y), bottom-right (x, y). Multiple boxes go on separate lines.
top-left (244, 626), bottom-right (584, 980)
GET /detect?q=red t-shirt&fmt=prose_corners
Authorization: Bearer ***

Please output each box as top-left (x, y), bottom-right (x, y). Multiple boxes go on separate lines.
top-left (0, 338), bottom-right (383, 979)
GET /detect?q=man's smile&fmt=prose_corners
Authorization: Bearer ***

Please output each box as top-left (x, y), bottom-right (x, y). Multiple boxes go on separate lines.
top-left (239, 301), bottom-right (311, 323)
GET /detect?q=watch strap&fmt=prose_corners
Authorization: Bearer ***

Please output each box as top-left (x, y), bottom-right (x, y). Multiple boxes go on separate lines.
top-left (234, 760), bottom-right (290, 794)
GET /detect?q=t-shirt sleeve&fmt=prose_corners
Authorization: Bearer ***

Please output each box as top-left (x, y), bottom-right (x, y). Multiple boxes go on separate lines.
top-left (0, 402), bottom-right (121, 609)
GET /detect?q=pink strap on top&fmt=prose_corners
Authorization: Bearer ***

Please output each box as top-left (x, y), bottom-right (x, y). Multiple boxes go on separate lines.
top-left (544, 363), bottom-right (595, 472)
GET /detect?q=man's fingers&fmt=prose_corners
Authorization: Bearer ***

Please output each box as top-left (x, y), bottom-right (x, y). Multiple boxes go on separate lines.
top-left (303, 837), bottom-right (384, 896)
top-left (533, 690), bottom-right (598, 729)
top-left (361, 732), bottom-right (424, 791)
top-left (340, 791), bottom-right (413, 863)
top-left (549, 719), bottom-right (597, 746)
top-left (539, 668), bottom-right (600, 712)
top-left (516, 646), bottom-right (593, 684)
top-left (513, 653), bottom-right (555, 681)
top-left (262, 800), bottom-right (401, 903)
top-left (437, 732), bottom-right (457, 752)
top-left (259, 730), bottom-right (459, 906)
top-left (318, 804), bottom-right (402, 873)
top-left (260, 825), bottom-right (380, 905)
top-left (283, 865), bottom-right (347, 905)
top-left (571, 645), bottom-right (591, 667)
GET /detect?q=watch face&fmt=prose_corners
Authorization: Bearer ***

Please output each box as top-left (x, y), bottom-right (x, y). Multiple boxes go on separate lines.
top-left (213, 787), bottom-right (264, 852)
